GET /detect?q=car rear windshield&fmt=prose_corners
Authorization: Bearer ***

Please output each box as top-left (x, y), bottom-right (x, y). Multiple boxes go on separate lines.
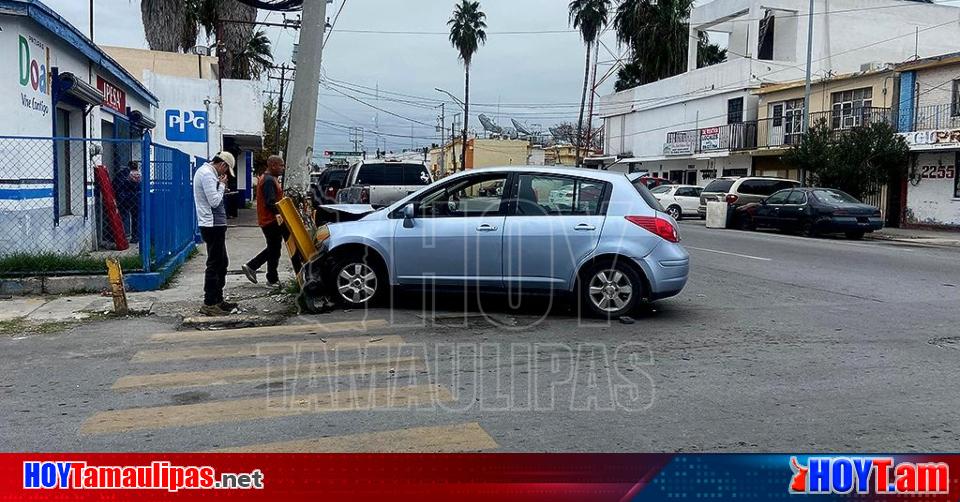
top-left (703, 179), bottom-right (735, 193)
top-left (631, 178), bottom-right (665, 211)
top-left (355, 163), bottom-right (430, 185)
top-left (813, 189), bottom-right (860, 204)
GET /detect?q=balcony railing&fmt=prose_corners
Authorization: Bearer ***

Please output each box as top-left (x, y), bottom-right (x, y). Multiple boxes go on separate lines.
top-left (754, 107), bottom-right (891, 149)
top-left (663, 107), bottom-right (892, 154)
top-left (663, 122), bottom-right (758, 155)
top-left (911, 103), bottom-right (960, 132)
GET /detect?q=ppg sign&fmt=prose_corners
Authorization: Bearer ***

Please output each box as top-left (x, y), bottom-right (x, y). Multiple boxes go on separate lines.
top-left (165, 110), bottom-right (208, 142)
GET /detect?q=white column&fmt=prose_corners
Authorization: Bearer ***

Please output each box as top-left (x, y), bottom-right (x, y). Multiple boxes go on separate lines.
top-left (687, 26), bottom-right (700, 72)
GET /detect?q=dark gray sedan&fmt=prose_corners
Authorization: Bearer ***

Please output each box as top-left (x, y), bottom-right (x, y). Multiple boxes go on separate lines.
top-left (735, 188), bottom-right (884, 239)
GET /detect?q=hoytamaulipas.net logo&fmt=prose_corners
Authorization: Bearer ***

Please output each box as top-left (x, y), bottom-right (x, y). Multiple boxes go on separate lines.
top-left (23, 461), bottom-right (264, 492)
top-left (789, 456), bottom-right (949, 495)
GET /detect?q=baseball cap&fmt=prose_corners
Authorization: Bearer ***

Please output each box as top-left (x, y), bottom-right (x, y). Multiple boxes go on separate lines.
top-left (214, 151), bottom-right (236, 177)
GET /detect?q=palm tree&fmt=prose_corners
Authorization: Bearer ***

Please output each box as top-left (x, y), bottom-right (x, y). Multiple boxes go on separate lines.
top-left (448, 1), bottom-right (487, 171)
top-left (139, 0), bottom-right (256, 79)
top-left (140, 0), bottom-right (189, 52)
top-left (569, 0), bottom-right (610, 166)
top-left (613, 0), bottom-right (694, 87)
top-left (232, 30), bottom-right (273, 79)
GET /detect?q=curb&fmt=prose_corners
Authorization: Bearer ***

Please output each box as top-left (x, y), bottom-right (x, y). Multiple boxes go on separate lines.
top-left (864, 234), bottom-right (960, 247)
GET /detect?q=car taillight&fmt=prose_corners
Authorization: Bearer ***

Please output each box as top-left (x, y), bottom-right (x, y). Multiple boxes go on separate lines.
top-left (325, 187), bottom-right (336, 197)
top-left (360, 187), bottom-right (370, 204)
top-left (725, 194), bottom-right (739, 204)
top-left (626, 215), bottom-right (680, 243)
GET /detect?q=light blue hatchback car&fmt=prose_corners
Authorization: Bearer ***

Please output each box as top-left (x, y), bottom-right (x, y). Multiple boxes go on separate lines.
top-left (310, 166), bottom-right (689, 317)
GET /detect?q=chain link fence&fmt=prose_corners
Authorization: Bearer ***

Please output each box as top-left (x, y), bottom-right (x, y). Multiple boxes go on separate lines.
top-left (0, 135), bottom-right (197, 278)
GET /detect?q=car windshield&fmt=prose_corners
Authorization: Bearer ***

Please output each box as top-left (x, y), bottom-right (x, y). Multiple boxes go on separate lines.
top-left (703, 179), bottom-right (735, 193)
top-left (813, 189), bottom-right (860, 204)
top-left (650, 185), bottom-right (672, 194)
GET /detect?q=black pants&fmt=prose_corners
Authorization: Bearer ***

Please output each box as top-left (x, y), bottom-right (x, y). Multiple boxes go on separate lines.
top-left (247, 222), bottom-right (285, 283)
top-left (200, 226), bottom-right (228, 306)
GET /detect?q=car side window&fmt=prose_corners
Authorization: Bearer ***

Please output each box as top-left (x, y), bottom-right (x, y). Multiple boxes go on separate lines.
top-left (766, 191), bottom-right (791, 204)
top-left (786, 191), bottom-right (807, 204)
top-left (416, 174), bottom-right (508, 218)
top-left (515, 174), bottom-right (607, 216)
top-left (676, 188), bottom-right (696, 197)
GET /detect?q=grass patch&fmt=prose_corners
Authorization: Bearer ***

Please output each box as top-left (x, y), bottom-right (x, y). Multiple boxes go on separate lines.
top-left (0, 253), bottom-right (141, 275)
top-left (284, 281), bottom-right (301, 295)
top-left (0, 318), bottom-right (76, 337)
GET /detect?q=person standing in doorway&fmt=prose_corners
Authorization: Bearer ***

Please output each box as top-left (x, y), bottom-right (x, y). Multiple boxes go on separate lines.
top-left (114, 161), bottom-right (142, 243)
top-left (242, 155), bottom-right (286, 286)
top-left (193, 151), bottom-right (237, 316)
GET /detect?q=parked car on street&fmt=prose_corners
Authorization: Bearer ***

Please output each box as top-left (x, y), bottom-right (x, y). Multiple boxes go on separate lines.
top-left (311, 166), bottom-right (349, 206)
top-left (649, 184), bottom-right (703, 220)
top-left (734, 187), bottom-right (883, 239)
top-left (336, 160), bottom-right (434, 207)
top-left (308, 167), bottom-right (689, 318)
top-left (697, 176), bottom-right (800, 219)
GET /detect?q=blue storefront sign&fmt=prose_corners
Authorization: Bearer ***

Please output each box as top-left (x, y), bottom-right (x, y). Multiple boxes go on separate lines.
top-left (165, 110), bottom-right (208, 142)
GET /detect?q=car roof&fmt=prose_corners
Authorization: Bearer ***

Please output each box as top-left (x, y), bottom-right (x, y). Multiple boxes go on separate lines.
top-left (735, 176), bottom-right (800, 183)
top-left (456, 166), bottom-right (630, 183)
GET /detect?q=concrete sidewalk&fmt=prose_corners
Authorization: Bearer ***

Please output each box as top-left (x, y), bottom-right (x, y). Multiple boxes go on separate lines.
top-left (865, 226), bottom-right (960, 247)
top-left (0, 209), bottom-right (297, 329)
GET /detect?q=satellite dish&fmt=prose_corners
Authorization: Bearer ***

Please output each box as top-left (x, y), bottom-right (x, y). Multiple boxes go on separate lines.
top-left (511, 119), bottom-right (531, 136)
top-left (478, 114), bottom-right (503, 135)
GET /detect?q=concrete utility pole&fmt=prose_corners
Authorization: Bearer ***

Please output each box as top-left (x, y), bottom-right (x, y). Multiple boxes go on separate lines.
top-left (438, 102), bottom-right (445, 176)
top-left (267, 64), bottom-right (294, 156)
top-left (285, 0), bottom-right (328, 189)
top-left (801, 0), bottom-right (815, 186)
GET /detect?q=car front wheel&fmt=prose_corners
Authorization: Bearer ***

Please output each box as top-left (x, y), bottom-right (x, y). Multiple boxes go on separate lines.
top-left (579, 262), bottom-right (643, 318)
top-left (332, 258), bottom-right (384, 306)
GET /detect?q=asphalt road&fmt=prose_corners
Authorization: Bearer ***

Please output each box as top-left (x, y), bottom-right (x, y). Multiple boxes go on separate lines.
top-left (2, 222), bottom-right (960, 452)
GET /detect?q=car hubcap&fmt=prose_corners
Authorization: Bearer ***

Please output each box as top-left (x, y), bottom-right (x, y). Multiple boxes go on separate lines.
top-left (588, 269), bottom-right (633, 313)
top-left (669, 207), bottom-right (680, 218)
top-left (337, 263), bottom-right (377, 304)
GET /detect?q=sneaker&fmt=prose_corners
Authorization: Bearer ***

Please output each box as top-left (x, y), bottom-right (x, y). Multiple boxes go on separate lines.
top-left (267, 280), bottom-right (281, 288)
top-left (219, 300), bottom-right (239, 312)
top-left (241, 264), bottom-right (258, 284)
top-left (199, 304), bottom-right (229, 316)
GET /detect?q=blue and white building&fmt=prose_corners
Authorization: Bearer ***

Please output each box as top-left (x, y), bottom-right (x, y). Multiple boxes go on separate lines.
top-left (0, 0), bottom-right (158, 255)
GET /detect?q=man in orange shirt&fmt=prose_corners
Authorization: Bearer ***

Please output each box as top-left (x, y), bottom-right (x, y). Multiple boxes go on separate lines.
top-left (242, 155), bottom-right (286, 286)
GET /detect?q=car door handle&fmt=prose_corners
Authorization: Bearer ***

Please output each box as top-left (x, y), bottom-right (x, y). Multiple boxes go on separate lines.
top-left (574, 224), bottom-right (596, 231)
top-left (476, 224), bottom-right (498, 232)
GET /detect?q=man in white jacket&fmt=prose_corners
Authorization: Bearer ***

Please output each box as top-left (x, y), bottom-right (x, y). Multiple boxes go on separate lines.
top-left (193, 151), bottom-right (236, 316)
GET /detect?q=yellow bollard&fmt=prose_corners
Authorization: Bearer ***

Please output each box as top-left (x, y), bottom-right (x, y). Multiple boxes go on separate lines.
top-left (105, 257), bottom-right (128, 315)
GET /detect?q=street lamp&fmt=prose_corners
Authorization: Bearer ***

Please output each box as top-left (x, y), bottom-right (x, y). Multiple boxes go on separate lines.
top-left (435, 88), bottom-right (465, 111)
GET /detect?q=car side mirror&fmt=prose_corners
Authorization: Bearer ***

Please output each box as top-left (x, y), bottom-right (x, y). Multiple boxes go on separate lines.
top-left (761, 199), bottom-right (768, 206)
top-left (402, 203), bottom-right (416, 228)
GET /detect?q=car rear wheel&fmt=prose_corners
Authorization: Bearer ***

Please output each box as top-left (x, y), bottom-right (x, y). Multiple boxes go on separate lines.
top-left (801, 221), bottom-right (818, 237)
top-left (331, 257), bottom-right (384, 306)
top-left (666, 205), bottom-right (682, 220)
top-left (579, 262), bottom-right (643, 319)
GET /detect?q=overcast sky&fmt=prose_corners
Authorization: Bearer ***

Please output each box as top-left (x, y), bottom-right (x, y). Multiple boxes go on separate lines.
top-left (45, 0), bottom-right (621, 152)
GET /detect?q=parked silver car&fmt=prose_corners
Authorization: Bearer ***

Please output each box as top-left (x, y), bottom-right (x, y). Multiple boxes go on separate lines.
top-left (308, 167), bottom-right (690, 318)
top-left (697, 176), bottom-right (801, 218)
top-left (336, 160), bottom-right (433, 207)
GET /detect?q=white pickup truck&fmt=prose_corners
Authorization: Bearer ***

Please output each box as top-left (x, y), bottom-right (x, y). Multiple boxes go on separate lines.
top-left (335, 160), bottom-right (434, 207)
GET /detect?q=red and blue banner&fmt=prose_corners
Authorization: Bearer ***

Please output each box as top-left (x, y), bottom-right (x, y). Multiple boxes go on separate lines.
top-left (1, 454), bottom-right (957, 501)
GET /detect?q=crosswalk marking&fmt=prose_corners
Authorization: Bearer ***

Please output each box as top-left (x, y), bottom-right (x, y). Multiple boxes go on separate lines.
top-left (149, 319), bottom-right (390, 343)
top-left (214, 422), bottom-right (497, 453)
top-left (112, 356), bottom-right (425, 391)
top-left (80, 384), bottom-right (452, 435)
top-left (130, 335), bottom-right (405, 363)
